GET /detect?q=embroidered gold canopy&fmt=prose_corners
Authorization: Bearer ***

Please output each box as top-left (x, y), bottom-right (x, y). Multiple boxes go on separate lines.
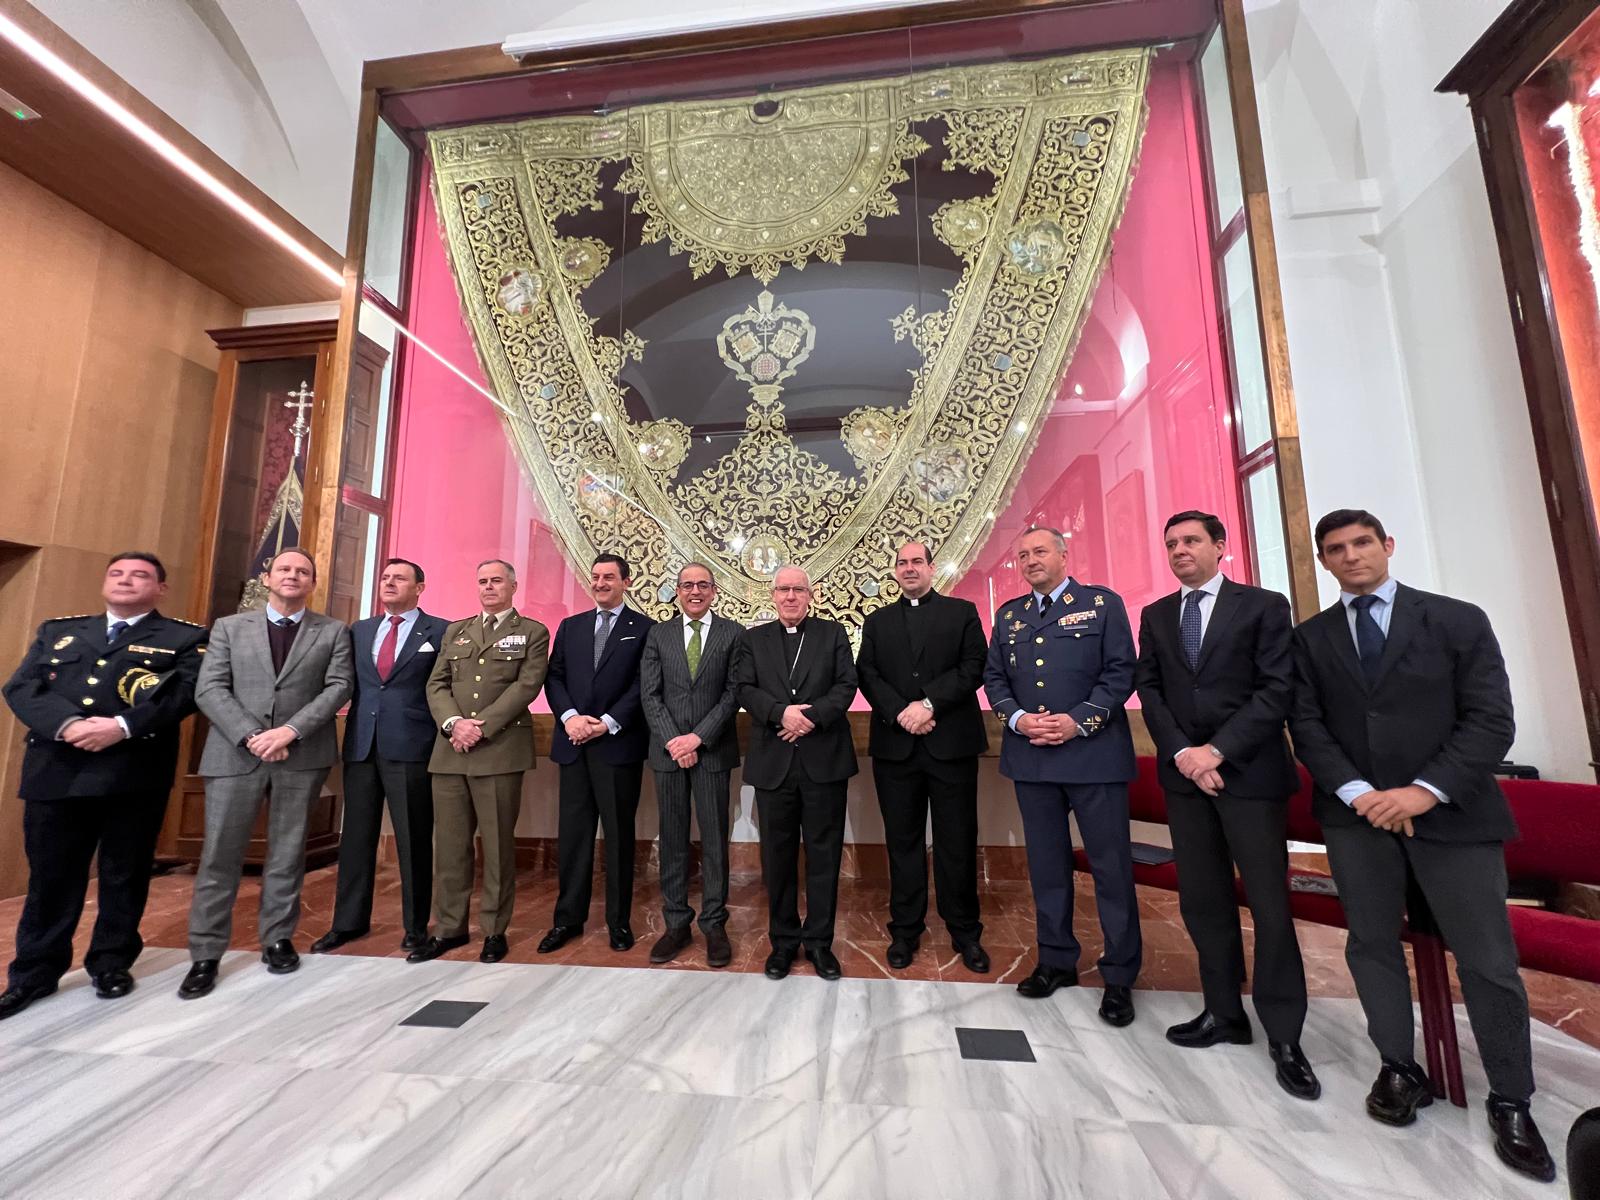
top-left (428, 48), bottom-right (1148, 628)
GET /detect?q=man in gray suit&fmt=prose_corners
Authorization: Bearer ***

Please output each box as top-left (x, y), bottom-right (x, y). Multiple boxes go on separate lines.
top-left (639, 562), bottom-right (744, 967)
top-left (179, 548), bottom-right (354, 999)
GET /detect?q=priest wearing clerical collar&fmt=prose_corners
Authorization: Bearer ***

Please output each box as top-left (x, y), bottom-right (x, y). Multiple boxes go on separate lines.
top-left (856, 542), bottom-right (991, 975)
top-left (734, 565), bottom-right (858, 981)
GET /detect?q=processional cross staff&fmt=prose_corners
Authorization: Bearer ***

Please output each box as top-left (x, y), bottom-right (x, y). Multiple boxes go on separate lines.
top-left (284, 381), bottom-right (315, 458)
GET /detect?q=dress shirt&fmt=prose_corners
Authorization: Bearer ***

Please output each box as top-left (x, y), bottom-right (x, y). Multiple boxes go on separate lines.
top-left (1177, 571), bottom-right (1225, 641)
top-left (481, 608), bottom-right (512, 630)
top-left (106, 610), bottom-right (150, 639)
top-left (1332, 576), bottom-right (1447, 807)
top-left (681, 611), bottom-right (708, 649)
top-left (372, 607), bottom-right (420, 663)
top-left (559, 604), bottom-right (626, 735)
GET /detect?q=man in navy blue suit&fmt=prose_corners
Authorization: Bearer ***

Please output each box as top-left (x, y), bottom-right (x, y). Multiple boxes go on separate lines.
top-left (311, 558), bottom-right (447, 954)
top-left (539, 553), bottom-right (657, 953)
top-left (984, 526), bottom-right (1141, 1026)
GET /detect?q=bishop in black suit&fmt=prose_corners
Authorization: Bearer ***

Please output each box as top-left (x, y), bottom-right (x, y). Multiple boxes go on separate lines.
top-left (735, 566), bottom-right (858, 981)
top-left (1290, 508), bottom-right (1553, 1183)
top-left (857, 542), bottom-right (990, 973)
top-left (1134, 511), bottom-right (1316, 1100)
top-left (541, 554), bottom-right (656, 952)
top-left (311, 558), bottom-right (446, 954)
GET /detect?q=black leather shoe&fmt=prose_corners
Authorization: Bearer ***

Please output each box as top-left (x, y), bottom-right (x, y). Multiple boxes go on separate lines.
top-left (309, 929), bottom-right (365, 954)
top-left (609, 925), bottom-right (636, 952)
top-left (261, 940), bottom-right (300, 974)
top-left (705, 925), bottom-right (733, 968)
top-left (1486, 1093), bottom-right (1556, 1183)
top-left (805, 945), bottom-right (843, 981)
top-left (1365, 1059), bottom-right (1433, 1126)
top-left (1269, 1040), bottom-right (1321, 1100)
top-left (1016, 964), bottom-right (1078, 999)
top-left (480, 934), bottom-right (508, 963)
top-left (0, 984), bottom-right (56, 1020)
top-left (649, 926), bottom-right (692, 964)
top-left (1166, 1009), bottom-right (1253, 1048)
top-left (401, 932), bottom-right (426, 952)
top-left (956, 940), bottom-right (991, 974)
top-left (764, 947), bottom-right (797, 980)
top-left (92, 968), bottom-right (135, 999)
top-left (406, 934), bottom-right (469, 964)
top-left (886, 937), bottom-right (918, 969)
top-left (178, 960), bottom-right (218, 1000)
top-left (537, 925), bottom-right (583, 954)
top-left (1098, 984), bottom-right (1135, 1027)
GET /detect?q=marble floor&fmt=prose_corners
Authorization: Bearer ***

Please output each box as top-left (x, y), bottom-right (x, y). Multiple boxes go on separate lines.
top-left (0, 951), bottom-right (1594, 1198)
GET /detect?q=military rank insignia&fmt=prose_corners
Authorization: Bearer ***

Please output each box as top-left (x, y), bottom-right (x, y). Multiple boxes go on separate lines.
top-left (1094, 594), bottom-right (1105, 606)
top-left (1059, 611), bottom-right (1096, 626)
top-left (53, 635), bottom-right (74, 650)
top-left (454, 635), bottom-right (472, 646)
top-left (116, 667), bottom-right (163, 705)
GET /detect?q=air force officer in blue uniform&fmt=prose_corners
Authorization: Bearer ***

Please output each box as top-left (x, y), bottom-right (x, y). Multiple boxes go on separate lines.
top-left (984, 526), bottom-right (1141, 1026)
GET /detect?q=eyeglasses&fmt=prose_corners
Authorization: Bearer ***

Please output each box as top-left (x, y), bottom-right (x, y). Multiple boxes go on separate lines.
top-left (772, 585), bottom-right (810, 595)
top-left (677, 581), bottom-right (716, 591)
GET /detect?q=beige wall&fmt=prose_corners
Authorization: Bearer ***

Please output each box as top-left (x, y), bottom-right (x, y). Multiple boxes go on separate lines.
top-left (0, 161), bottom-right (240, 898)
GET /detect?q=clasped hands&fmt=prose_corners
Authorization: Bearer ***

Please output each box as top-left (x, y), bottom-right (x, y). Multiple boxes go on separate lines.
top-left (665, 732), bottom-right (702, 769)
top-left (563, 714), bottom-right (608, 747)
top-left (1015, 711), bottom-right (1078, 745)
top-left (1353, 784), bottom-right (1438, 838)
top-left (778, 704), bottom-right (814, 743)
top-left (896, 702), bottom-right (935, 736)
top-left (62, 716), bottom-right (127, 753)
top-left (1175, 745), bottom-right (1225, 797)
top-left (449, 718), bottom-right (485, 753)
top-left (246, 726), bottom-right (297, 762)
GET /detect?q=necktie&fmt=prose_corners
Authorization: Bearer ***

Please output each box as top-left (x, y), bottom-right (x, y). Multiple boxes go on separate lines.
top-left (376, 614), bottom-right (403, 681)
top-left (686, 619), bottom-right (703, 677)
top-left (107, 620), bottom-right (129, 644)
top-left (1181, 590), bottom-right (1204, 670)
top-left (1352, 594), bottom-right (1385, 682)
top-left (594, 609), bottom-right (614, 669)
top-left (1036, 593), bottom-right (1051, 619)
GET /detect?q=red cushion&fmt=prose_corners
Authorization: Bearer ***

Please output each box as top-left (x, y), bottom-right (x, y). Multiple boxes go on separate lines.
top-left (1501, 779), bottom-right (1600, 886)
top-left (1508, 907), bottom-right (1600, 984)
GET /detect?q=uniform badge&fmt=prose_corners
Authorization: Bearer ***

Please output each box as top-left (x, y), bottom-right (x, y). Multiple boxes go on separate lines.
top-left (454, 635), bottom-right (472, 646)
top-left (495, 634), bottom-right (527, 649)
top-left (128, 644), bottom-right (174, 656)
top-left (1061, 593), bottom-right (1073, 607)
top-left (1023, 598), bottom-right (1032, 611)
top-left (116, 668), bottom-right (161, 705)
top-left (53, 635), bottom-right (74, 650)
top-left (1093, 595), bottom-right (1104, 606)
top-left (1010, 620), bottom-right (1026, 632)
top-left (1002, 609), bottom-right (1014, 620)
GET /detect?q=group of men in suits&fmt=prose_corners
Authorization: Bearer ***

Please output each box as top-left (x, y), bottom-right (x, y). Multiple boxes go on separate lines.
top-left (0, 506), bottom-right (1558, 1183)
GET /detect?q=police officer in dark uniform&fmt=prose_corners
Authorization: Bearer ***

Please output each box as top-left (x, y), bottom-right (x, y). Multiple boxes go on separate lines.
top-left (984, 526), bottom-right (1141, 1026)
top-left (0, 551), bottom-right (206, 1019)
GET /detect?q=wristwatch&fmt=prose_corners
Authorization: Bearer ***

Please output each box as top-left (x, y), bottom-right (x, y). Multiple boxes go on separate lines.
top-left (920, 698), bottom-right (934, 712)
top-left (1206, 744), bottom-right (1225, 762)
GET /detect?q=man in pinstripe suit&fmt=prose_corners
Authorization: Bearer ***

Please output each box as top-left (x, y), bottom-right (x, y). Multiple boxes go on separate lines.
top-left (639, 563), bottom-right (745, 967)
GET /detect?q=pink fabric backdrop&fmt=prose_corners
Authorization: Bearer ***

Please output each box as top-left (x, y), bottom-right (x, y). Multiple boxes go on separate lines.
top-left (386, 58), bottom-right (1243, 710)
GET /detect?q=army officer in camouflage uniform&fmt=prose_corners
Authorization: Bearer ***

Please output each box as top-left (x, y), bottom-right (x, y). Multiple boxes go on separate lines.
top-left (0, 552), bottom-right (206, 1019)
top-left (984, 527), bottom-right (1142, 1027)
top-left (409, 558), bottom-right (549, 965)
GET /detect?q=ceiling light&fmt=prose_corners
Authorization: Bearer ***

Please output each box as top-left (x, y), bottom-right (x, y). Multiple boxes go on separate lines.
top-left (0, 84), bottom-right (39, 120)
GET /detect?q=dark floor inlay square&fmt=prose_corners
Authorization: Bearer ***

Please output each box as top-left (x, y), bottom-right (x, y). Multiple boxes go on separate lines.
top-left (400, 1000), bottom-right (489, 1029)
top-left (955, 1027), bottom-right (1036, 1063)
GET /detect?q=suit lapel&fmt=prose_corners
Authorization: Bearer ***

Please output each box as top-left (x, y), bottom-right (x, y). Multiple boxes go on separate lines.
top-left (389, 612), bottom-right (432, 677)
top-left (1372, 585), bottom-right (1419, 687)
top-left (1195, 579), bottom-right (1241, 672)
top-left (249, 610), bottom-right (277, 679)
top-left (1318, 603), bottom-right (1369, 693)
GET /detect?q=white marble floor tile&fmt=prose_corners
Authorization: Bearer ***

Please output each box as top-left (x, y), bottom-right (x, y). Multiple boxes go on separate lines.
top-left (546, 966), bottom-right (841, 1102)
top-left (1131, 1120), bottom-right (1560, 1200)
top-left (0, 947), bottom-right (191, 1049)
top-left (811, 1105), bottom-right (1172, 1200)
top-left (822, 976), bottom-right (1120, 1122)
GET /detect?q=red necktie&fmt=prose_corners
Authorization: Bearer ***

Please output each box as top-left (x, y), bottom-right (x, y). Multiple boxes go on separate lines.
top-left (376, 614), bottom-right (403, 681)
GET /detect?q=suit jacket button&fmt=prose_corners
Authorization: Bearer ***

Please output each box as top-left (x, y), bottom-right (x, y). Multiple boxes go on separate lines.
top-left (911, 671), bottom-right (919, 678)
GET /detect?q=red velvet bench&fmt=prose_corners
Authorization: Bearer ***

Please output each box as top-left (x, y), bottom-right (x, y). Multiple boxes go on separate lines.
top-left (1069, 758), bottom-right (1600, 1107)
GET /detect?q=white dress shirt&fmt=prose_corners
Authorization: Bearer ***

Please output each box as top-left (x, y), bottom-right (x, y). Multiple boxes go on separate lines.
top-left (682, 611), bottom-right (709, 649)
top-left (371, 607), bottom-right (420, 662)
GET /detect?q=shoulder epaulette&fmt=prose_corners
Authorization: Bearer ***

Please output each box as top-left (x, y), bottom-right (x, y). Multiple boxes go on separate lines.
top-left (42, 614), bottom-right (93, 624)
top-left (167, 617), bottom-right (206, 628)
